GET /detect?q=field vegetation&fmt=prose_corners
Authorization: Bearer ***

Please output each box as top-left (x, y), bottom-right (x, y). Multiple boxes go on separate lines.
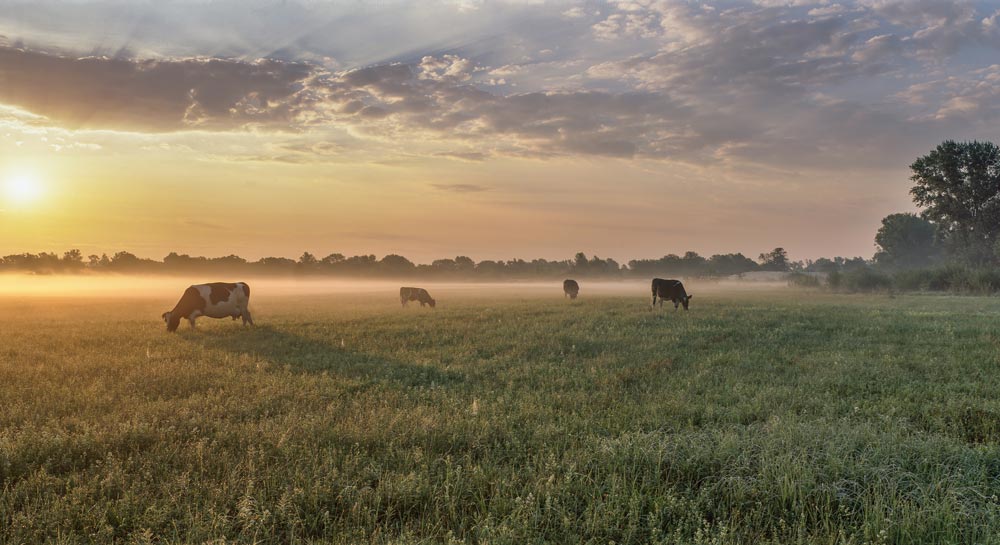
top-left (3, 281), bottom-right (1000, 544)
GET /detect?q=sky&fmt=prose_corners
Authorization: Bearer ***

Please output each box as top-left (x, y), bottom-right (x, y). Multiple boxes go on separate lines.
top-left (1, 0), bottom-right (999, 263)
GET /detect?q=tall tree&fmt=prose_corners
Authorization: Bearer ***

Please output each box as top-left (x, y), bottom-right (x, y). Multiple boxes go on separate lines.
top-left (873, 213), bottom-right (938, 269)
top-left (910, 140), bottom-right (1000, 262)
top-left (758, 247), bottom-right (790, 271)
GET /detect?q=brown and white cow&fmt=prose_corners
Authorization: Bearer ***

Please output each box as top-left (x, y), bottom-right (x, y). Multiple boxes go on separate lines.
top-left (162, 282), bottom-right (254, 332)
top-left (400, 287), bottom-right (436, 308)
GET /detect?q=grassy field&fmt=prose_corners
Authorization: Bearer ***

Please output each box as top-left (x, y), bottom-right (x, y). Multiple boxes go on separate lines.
top-left (3, 282), bottom-right (1000, 544)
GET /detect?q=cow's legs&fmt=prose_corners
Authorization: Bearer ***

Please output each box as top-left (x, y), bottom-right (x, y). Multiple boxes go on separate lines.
top-left (189, 317), bottom-right (197, 329)
top-left (242, 309), bottom-right (254, 326)
top-left (401, 297), bottom-right (407, 307)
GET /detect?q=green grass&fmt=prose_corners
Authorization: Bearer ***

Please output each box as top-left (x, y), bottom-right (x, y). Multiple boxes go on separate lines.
top-left (3, 289), bottom-right (1000, 544)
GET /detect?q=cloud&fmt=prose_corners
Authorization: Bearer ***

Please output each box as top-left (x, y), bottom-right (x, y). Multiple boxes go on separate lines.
top-left (897, 65), bottom-right (1000, 122)
top-left (851, 33), bottom-right (902, 62)
top-left (431, 183), bottom-right (491, 192)
top-left (858, 0), bottom-right (1000, 57)
top-left (4, 1), bottom-right (1000, 170)
top-left (0, 47), bottom-right (317, 132)
top-left (562, 7), bottom-right (589, 19)
top-left (0, 46), bottom-right (698, 159)
top-left (434, 151), bottom-right (489, 161)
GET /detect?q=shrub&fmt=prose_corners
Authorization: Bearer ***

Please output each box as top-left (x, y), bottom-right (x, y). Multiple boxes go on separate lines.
top-left (827, 270), bottom-right (842, 290)
top-left (892, 269), bottom-right (934, 291)
top-left (866, 265), bottom-right (1000, 294)
top-left (831, 268), bottom-right (892, 292)
top-left (903, 265), bottom-right (1000, 294)
top-left (787, 272), bottom-right (821, 288)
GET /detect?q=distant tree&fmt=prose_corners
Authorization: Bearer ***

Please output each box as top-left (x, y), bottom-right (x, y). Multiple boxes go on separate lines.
top-left (475, 260), bottom-right (505, 276)
top-left (602, 257), bottom-right (621, 275)
top-left (873, 213), bottom-right (939, 269)
top-left (322, 253), bottom-right (345, 264)
top-left (88, 254), bottom-right (111, 269)
top-left (806, 257), bottom-right (839, 273)
top-left (910, 140), bottom-right (1000, 263)
top-left (109, 251), bottom-right (140, 271)
top-left (707, 253), bottom-right (758, 276)
top-left (108, 251), bottom-right (157, 272)
top-left (211, 255), bottom-right (247, 269)
top-left (294, 252), bottom-right (318, 274)
top-left (62, 249), bottom-right (84, 271)
top-left (506, 258), bottom-right (531, 277)
top-left (164, 252), bottom-right (198, 271)
top-left (254, 256), bottom-right (296, 274)
top-left (627, 253), bottom-right (685, 276)
top-left (680, 251), bottom-right (707, 275)
top-left (380, 254), bottom-right (415, 275)
top-left (2, 253), bottom-right (39, 271)
top-left (340, 254), bottom-right (377, 275)
top-left (454, 256), bottom-right (476, 273)
top-left (839, 257), bottom-right (869, 271)
top-left (431, 258), bottom-right (457, 272)
top-left (758, 247), bottom-right (790, 272)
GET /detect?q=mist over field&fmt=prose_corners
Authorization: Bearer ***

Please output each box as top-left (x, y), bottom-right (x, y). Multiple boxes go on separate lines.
top-left (0, 274), bottom-right (792, 302)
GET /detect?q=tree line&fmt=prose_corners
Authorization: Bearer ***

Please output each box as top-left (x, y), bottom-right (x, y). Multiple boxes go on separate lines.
top-left (0, 247), bottom-right (849, 279)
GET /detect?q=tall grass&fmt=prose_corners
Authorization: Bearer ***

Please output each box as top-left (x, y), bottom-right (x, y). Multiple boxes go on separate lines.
top-left (3, 292), bottom-right (1000, 543)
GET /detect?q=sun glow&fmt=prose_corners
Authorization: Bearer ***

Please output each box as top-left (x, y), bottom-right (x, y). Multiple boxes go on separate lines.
top-left (3, 174), bottom-right (44, 206)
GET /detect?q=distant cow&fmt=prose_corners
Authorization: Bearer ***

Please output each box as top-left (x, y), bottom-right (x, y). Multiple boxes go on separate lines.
top-left (400, 287), bottom-right (436, 308)
top-left (651, 278), bottom-right (693, 310)
top-left (162, 282), bottom-right (254, 332)
top-left (563, 279), bottom-right (580, 299)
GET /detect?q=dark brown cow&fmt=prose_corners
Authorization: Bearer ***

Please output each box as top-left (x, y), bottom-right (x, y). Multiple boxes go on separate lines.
top-left (162, 282), bottom-right (253, 332)
top-left (651, 278), bottom-right (692, 310)
top-left (400, 287), bottom-right (436, 308)
top-left (563, 279), bottom-right (580, 299)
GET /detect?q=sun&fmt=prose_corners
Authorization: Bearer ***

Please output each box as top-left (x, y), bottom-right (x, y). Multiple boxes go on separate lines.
top-left (3, 174), bottom-right (44, 206)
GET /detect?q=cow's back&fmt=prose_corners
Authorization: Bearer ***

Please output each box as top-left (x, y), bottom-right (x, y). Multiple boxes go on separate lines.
top-left (198, 282), bottom-right (250, 318)
top-left (652, 278), bottom-right (682, 296)
top-left (564, 279), bottom-right (580, 297)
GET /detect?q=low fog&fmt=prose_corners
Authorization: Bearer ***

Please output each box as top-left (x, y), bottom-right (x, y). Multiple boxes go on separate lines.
top-left (0, 274), bottom-right (793, 301)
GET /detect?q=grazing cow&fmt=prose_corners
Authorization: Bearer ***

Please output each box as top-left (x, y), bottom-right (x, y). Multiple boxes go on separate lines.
top-left (162, 282), bottom-right (254, 332)
top-left (400, 287), bottom-right (436, 308)
top-left (563, 279), bottom-right (580, 299)
top-left (651, 278), bottom-right (693, 310)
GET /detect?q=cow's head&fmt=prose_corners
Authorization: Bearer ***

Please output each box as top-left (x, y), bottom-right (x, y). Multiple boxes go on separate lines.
top-left (162, 311), bottom-right (181, 332)
top-left (682, 294), bottom-right (693, 310)
top-left (428, 298), bottom-right (436, 308)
